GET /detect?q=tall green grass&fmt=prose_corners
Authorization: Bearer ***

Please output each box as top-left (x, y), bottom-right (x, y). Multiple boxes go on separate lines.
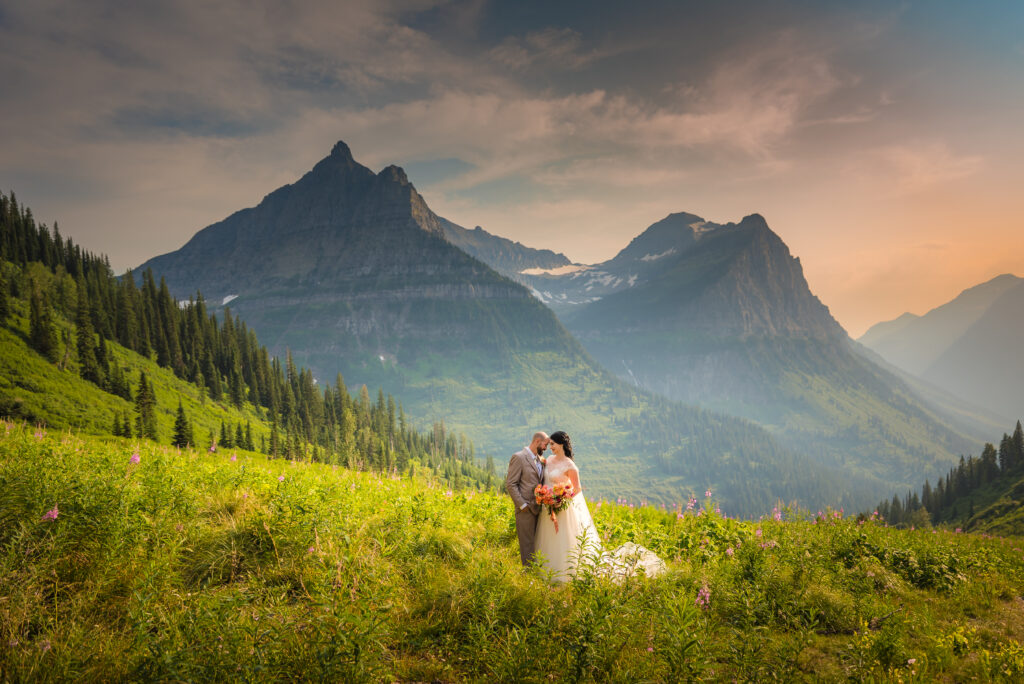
top-left (2, 421), bottom-right (1023, 681)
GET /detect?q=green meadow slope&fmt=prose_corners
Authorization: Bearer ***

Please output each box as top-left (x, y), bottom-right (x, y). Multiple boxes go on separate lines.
top-left (3, 426), bottom-right (1024, 681)
top-left (0, 302), bottom-right (268, 447)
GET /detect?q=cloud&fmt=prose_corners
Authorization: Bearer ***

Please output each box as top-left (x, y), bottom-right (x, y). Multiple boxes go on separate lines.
top-left (490, 27), bottom-right (608, 71)
top-left (862, 141), bottom-right (984, 193)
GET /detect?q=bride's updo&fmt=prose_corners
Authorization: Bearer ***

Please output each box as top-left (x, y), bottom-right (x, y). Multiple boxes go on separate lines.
top-left (549, 431), bottom-right (573, 460)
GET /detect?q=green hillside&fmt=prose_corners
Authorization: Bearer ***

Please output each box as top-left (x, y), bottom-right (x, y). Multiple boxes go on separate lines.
top-left (876, 421), bottom-right (1024, 536)
top-left (2, 425), bottom-right (1024, 681)
top-left (1, 297), bottom-right (268, 448)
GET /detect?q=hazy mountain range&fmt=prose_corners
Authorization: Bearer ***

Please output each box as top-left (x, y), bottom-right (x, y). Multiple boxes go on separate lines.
top-left (133, 140), bottom-right (1005, 510)
top-left (860, 274), bottom-right (1024, 424)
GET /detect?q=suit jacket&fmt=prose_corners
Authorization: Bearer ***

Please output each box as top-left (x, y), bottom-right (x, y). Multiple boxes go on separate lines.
top-left (506, 446), bottom-right (544, 515)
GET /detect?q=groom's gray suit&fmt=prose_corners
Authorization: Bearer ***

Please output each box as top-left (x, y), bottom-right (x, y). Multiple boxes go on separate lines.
top-left (506, 446), bottom-right (545, 566)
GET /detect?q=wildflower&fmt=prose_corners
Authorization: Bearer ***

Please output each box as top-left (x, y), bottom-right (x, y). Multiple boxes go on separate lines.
top-left (38, 639), bottom-right (51, 653)
top-left (725, 547), bottom-right (734, 557)
top-left (445, 490), bottom-right (453, 498)
top-left (175, 523), bottom-right (184, 532)
top-left (695, 583), bottom-right (711, 610)
top-left (307, 546), bottom-right (315, 554)
top-left (646, 646), bottom-right (654, 653)
top-left (773, 507), bottom-right (782, 522)
top-left (955, 528), bottom-right (962, 533)
top-left (278, 475), bottom-right (285, 482)
top-left (230, 454), bottom-right (237, 462)
top-left (705, 489), bottom-right (712, 498)
top-left (676, 512), bottom-right (684, 520)
top-left (755, 528), bottom-right (762, 538)
top-left (907, 658), bottom-right (916, 666)
top-left (686, 498), bottom-right (695, 511)
top-left (129, 452), bottom-right (141, 464)
top-left (714, 507), bottom-right (721, 515)
top-left (40, 505), bottom-right (59, 522)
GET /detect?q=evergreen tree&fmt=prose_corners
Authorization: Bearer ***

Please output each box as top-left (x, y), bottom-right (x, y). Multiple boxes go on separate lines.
top-left (29, 287), bottom-right (59, 362)
top-left (219, 420), bottom-right (232, 448)
top-left (112, 412), bottom-right (122, 437)
top-left (0, 267), bottom-right (8, 324)
top-left (1013, 421), bottom-right (1024, 470)
top-left (999, 434), bottom-right (1015, 473)
top-left (134, 372), bottom-right (158, 440)
top-left (75, 285), bottom-right (103, 384)
top-left (171, 400), bottom-right (193, 448)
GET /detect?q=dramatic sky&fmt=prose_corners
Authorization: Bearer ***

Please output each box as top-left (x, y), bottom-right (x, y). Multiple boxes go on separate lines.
top-left (2, 0), bottom-right (1022, 336)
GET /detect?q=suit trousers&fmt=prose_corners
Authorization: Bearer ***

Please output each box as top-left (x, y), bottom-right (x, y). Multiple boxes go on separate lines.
top-left (515, 506), bottom-right (540, 566)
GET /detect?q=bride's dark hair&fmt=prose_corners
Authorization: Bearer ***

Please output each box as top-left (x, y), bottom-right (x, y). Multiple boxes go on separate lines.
top-left (549, 431), bottom-right (573, 460)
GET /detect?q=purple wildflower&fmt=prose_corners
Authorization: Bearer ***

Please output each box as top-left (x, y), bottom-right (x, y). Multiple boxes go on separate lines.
top-left (278, 475), bottom-right (285, 482)
top-left (129, 452), bottom-right (141, 464)
top-left (40, 505), bottom-right (59, 522)
top-left (705, 489), bottom-right (712, 498)
top-left (755, 528), bottom-right (762, 537)
top-left (695, 583), bottom-right (711, 610)
top-left (725, 547), bottom-right (734, 557)
top-left (230, 454), bottom-right (237, 462)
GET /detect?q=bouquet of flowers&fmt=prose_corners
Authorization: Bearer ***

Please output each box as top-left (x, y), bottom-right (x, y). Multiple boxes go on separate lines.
top-left (534, 482), bottom-right (575, 533)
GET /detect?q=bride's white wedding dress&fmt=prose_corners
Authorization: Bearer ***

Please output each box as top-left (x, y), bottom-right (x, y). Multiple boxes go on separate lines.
top-left (534, 457), bottom-right (665, 583)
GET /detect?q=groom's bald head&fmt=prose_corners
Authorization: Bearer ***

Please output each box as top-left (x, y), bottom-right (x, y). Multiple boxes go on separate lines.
top-left (531, 431), bottom-right (550, 455)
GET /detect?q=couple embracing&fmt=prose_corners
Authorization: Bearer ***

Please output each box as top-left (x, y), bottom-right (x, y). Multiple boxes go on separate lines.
top-left (506, 430), bottom-right (663, 583)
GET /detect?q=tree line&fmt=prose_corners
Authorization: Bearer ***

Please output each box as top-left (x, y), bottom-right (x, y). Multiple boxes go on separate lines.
top-left (0, 191), bottom-right (496, 491)
top-left (875, 420), bottom-right (1024, 527)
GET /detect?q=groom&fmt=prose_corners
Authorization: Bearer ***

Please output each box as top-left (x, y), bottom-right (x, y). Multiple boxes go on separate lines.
top-left (505, 431), bottom-right (549, 567)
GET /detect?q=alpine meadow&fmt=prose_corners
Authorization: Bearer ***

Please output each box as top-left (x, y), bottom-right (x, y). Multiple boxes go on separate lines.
top-left (4, 2), bottom-right (1024, 680)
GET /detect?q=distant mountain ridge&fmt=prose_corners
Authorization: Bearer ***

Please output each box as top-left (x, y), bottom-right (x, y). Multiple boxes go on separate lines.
top-left (438, 218), bottom-right (571, 277)
top-left (132, 141), bottom-right (872, 514)
top-left (466, 210), bottom-right (979, 490)
top-left (859, 274), bottom-right (1024, 423)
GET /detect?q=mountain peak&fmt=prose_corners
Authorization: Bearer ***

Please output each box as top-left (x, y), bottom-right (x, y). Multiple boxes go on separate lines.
top-left (378, 164), bottom-right (410, 186)
top-left (330, 140), bottom-right (354, 160)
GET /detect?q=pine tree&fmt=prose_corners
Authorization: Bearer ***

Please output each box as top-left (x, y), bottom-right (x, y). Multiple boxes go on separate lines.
top-left (219, 421), bottom-right (232, 448)
top-left (112, 412), bottom-right (122, 437)
top-left (1013, 421), bottom-right (1024, 471)
top-left (29, 288), bottom-right (59, 362)
top-left (121, 410), bottom-right (133, 438)
top-left (269, 417), bottom-right (280, 458)
top-left (171, 400), bottom-right (193, 448)
top-left (244, 422), bottom-right (253, 451)
top-left (134, 372), bottom-right (158, 440)
top-left (0, 267), bottom-right (9, 324)
top-left (75, 285), bottom-right (103, 384)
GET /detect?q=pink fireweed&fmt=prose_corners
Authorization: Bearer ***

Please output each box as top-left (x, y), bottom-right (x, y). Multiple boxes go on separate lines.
top-left (278, 475), bottom-right (285, 482)
top-left (695, 583), bottom-right (711, 610)
top-left (230, 454), bottom-right (237, 462)
top-left (725, 547), bottom-right (734, 557)
top-left (705, 489), bottom-right (712, 498)
top-left (129, 452), bottom-right (140, 464)
top-left (40, 505), bottom-right (59, 522)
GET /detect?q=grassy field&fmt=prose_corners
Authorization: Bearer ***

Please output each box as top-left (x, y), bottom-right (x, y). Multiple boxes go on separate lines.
top-left (2, 421), bottom-right (1024, 682)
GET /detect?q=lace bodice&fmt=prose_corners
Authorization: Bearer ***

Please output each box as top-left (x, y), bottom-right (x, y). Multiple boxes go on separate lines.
top-left (543, 456), bottom-right (576, 485)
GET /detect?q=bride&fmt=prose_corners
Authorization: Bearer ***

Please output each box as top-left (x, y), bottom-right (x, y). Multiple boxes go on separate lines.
top-left (534, 431), bottom-right (664, 583)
